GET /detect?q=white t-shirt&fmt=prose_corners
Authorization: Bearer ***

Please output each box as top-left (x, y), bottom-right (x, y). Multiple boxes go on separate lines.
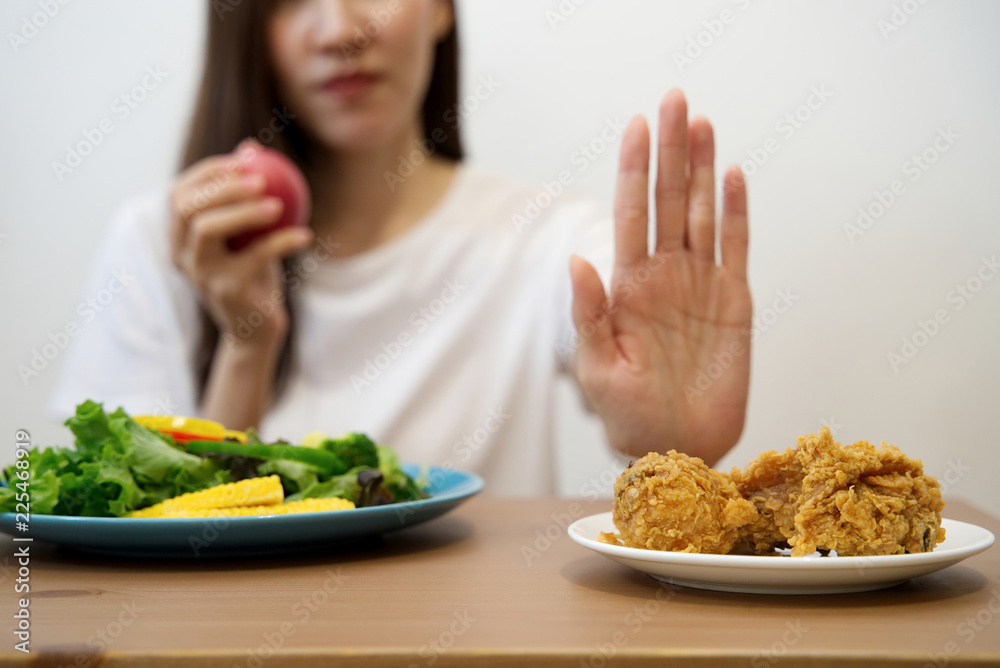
top-left (49, 163), bottom-right (616, 496)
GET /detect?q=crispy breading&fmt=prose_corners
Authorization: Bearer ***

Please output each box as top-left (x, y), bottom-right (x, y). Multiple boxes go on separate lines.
top-left (730, 447), bottom-right (803, 554)
top-left (733, 427), bottom-right (945, 557)
top-left (612, 450), bottom-right (758, 554)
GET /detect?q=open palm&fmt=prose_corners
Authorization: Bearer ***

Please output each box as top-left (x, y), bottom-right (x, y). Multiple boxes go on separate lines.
top-left (571, 89), bottom-right (752, 465)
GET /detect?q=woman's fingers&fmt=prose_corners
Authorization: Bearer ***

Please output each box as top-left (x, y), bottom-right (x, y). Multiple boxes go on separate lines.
top-left (173, 155), bottom-right (245, 211)
top-left (614, 116), bottom-right (651, 269)
top-left (606, 90), bottom-right (749, 291)
top-left (169, 153), bottom-right (256, 262)
top-left (179, 173), bottom-right (266, 221)
top-left (188, 198), bottom-right (284, 264)
top-left (175, 154), bottom-right (238, 188)
top-left (654, 89), bottom-right (689, 254)
top-left (719, 165), bottom-right (749, 282)
top-left (248, 225), bottom-right (314, 263)
top-left (686, 117), bottom-right (716, 262)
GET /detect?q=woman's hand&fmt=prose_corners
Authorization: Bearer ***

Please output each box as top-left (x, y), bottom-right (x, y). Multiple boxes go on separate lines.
top-left (169, 141), bottom-right (313, 350)
top-left (570, 90), bottom-right (752, 465)
top-left (169, 142), bottom-right (313, 430)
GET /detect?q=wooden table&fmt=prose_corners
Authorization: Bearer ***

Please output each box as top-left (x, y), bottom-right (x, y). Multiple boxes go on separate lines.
top-left (2, 498), bottom-right (998, 667)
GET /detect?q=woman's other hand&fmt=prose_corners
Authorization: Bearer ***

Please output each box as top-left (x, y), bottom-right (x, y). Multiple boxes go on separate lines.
top-left (570, 89), bottom-right (753, 465)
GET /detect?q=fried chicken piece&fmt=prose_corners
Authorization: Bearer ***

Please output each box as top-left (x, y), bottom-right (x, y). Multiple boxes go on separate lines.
top-left (612, 451), bottom-right (758, 554)
top-left (730, 447), bottom-right (804, 554)
top-left (791, 428), bottom-right (946, 556)
top-left (733, 427), bottom-right (946, 557)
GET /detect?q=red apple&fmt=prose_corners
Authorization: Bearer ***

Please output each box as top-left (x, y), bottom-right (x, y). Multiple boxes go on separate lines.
top-left (226, 146), bottom-right (311, 251)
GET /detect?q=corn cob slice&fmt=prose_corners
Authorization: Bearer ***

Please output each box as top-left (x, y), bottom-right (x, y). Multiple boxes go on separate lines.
top-left (155, 497), bottom-right (356, 518)
top-left (126, 475), bottom-right (284, 518)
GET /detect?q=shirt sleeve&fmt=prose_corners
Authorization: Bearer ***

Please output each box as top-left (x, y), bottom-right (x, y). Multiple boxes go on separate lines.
top-left (47, 188), bottom-right (202, 421)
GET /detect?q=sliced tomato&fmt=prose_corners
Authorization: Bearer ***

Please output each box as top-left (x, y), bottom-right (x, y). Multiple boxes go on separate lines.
top-left (159, 428), bottom-right (224, 444)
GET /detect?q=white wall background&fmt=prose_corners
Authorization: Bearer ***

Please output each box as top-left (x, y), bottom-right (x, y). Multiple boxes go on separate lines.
top-left (1, 1), bottom-right (997, 511)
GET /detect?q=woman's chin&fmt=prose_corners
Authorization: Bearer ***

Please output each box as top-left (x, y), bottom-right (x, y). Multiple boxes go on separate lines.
top-left (311, 117), bottom-right (411, 155)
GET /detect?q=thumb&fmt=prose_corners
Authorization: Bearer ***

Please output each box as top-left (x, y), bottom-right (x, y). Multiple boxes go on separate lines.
top-left (570, 255), bottom-right (614, 358)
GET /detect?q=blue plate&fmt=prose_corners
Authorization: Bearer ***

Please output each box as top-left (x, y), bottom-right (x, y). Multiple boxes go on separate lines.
top-left (0, 465), bottom-right (483, 558)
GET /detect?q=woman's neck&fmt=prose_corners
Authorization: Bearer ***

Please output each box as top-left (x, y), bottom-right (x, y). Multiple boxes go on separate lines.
top-left (304, 121), bottom-right (458, 258)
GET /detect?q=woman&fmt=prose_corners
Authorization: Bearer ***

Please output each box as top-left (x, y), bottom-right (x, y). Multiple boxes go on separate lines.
top-left (51, 0), bottom-right (753, 496)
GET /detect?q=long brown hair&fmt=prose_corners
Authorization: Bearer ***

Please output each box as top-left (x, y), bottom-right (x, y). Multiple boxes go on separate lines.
top-left (182, 0), bottom-right (463, 404)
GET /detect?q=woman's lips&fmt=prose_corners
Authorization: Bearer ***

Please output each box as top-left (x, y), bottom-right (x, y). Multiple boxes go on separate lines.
top-left (321, 72), bottom-right (380, 100)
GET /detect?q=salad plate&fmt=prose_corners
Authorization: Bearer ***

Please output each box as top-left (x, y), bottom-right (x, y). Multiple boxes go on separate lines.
top-left (0, 465), bottom-right (482, 558)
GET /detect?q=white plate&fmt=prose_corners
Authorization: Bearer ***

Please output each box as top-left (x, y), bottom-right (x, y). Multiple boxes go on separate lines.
top-left (567, 513), bottom-right (994, 595)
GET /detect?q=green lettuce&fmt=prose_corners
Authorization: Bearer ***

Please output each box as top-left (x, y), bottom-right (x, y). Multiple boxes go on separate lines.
top-left (376, 445), bottom-right (428, 502)
top-left (0, 401), bottom-right (230, 517)
top-left (256, 459), bottom-right (319, 496)
top-left (287, 473), bottom-right (361, 504)
top-left (0, 400), bottom-right (429, 516)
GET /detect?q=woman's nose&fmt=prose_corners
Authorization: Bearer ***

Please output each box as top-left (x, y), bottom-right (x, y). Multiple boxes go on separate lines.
top-left (311, 0), bottom-right (369, 55)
